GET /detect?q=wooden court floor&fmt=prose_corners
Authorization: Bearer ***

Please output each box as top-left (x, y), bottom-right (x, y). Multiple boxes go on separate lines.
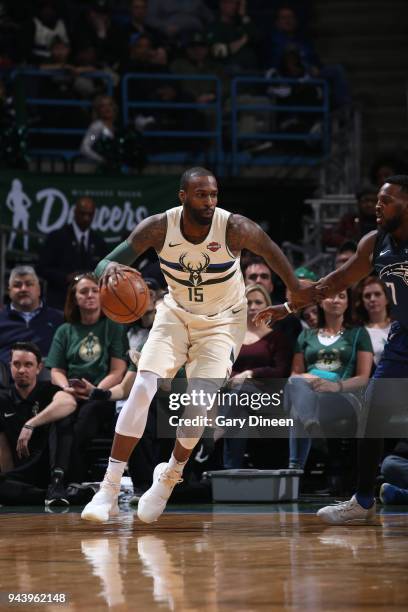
top-left (1, 505), bottom-right (408, 611)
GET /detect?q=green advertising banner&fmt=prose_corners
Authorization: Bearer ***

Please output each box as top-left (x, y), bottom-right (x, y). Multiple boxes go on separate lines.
top-left (0, 171), bottom-right (180, 251)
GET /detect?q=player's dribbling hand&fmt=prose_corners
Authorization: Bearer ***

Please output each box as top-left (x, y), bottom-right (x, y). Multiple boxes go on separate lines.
top-left (17, 427), bottom-right (32, 459)
top-left (100, 263), bottom-right (141, 288)
top-left (254, 304), bottom-right (289, 328)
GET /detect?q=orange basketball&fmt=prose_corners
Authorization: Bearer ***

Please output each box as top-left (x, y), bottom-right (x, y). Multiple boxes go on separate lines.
top-left (100, 269), bottom-right (150, 324)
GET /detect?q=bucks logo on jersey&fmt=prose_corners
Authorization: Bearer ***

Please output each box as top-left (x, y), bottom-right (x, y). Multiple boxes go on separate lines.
top-left (159, 252), bottom-right (236, 288)
top-left (179, 252), bottom-right (210, 286)
top-left (79, 332), bottom-right (102, 362)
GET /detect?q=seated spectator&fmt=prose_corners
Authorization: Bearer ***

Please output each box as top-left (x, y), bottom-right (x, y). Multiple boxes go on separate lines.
top-left (0, 266), bottom-right (63, 373)
top-left (207, 0), bottom-right (259, 74)
top-left (243, 254), bottom-right (302, 347)
top-left (145, 0), bottom-right (213, 45)
top-left (286, 290), bottom-right (373, 475)
top-left (39, 196), bottom-right (106, 309)
top-left (79, 95), bottom-right (116, 165)
top-left (299, 304), bottom-right (318, 330)
top-left (0, 342), bottom-right (76, 506)
top-left (21, 273), bottom-right (128, 499)
top-left (22, 0), bottom-right (70, 64)
top-left (74, 0), bottom-right (124, 70)
top-left (380, 440), bottom-right (408, 505)
top-left (120, 33), bottom-right (168, 98)
top-left (324, 187), bottom-right (378, 249)
top-left (170, 32), bottom-right (224, 105)
top-left (223, 283), bottom-right (291, 468)
top-left (243, 255), bottom-right (275, 294)
top-left (264, 5), bottom-right (319, 74)
top-left (353, 276), bottom-right (391, 367)
top-left (264, 5), bottom-right (350, 108)
top-left (122, 0), bottom-right (162, 50)
top-left (265, 46), bottom-right (323, 147)
top-left (335, 240), bottom-right (357, 269)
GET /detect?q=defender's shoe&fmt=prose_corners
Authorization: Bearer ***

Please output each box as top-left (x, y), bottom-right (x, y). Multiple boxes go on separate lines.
top-left (137, 463), bottom-right (182, 524)
top-left (317, 494), bottom-right (377, 525)
top-left (81, 481), bottom-right (120, 523)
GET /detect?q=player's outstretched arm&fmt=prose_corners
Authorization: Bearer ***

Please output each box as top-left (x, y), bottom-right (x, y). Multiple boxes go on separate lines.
top-left (95, 213), bottom-right (167, 285)
top-left (316, 230), bottom-right (377, 297)
top-left (254, 230), bottom-right (378, 328)
top-left (227, 214), bottom-right (316, 306)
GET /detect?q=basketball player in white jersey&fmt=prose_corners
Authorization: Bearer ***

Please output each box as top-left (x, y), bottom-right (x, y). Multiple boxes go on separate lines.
top-left (82, 167), bottom-right (316, 523)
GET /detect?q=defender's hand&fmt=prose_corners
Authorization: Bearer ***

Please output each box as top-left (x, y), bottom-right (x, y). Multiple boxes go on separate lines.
top-left (254, 304), bottom-right (289, 328)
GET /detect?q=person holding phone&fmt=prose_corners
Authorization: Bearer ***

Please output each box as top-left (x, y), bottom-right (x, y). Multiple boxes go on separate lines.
top-left (19, 273), bottom-right (128, 505)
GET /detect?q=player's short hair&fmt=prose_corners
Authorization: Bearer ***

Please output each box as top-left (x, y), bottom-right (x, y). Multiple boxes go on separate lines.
top-left (180, 167), bottom-right (215, 190)
top-left (384, 175), bottom-right (408, 194)
top-left (9, 265), bottom-right (39, 286)
top-left (10, 341), bottom-right (42, 364)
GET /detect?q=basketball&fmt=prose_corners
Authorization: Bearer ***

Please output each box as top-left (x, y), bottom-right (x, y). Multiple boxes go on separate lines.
top-left (100, 269), bottom-right (150, 324)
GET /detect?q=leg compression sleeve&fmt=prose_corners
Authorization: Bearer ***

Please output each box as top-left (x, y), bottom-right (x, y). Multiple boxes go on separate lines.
top-left (115, 371), bottom-right (159, 438)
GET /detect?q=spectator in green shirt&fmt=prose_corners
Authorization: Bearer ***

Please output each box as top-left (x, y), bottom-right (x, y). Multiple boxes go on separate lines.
top-left (20, 273), bottom-right (128, 503)
top-left (286, 290), bottom-right (373, 475)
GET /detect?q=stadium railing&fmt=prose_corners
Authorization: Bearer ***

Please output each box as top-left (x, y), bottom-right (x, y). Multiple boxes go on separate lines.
top-left (10, 68), bottom-right (115, 167)
top-left (230, 76), bottom-right (330, 175)
top-left (121, 72), bottom-right (223, 174)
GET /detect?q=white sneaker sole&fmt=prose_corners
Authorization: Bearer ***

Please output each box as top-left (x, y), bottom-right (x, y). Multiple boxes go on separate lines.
top-left (81, 503), bottom-right (119, 523)
top-left (317, 512), bottom-right (377, 525)
top-left (137, 463), bottom-right (173, 524)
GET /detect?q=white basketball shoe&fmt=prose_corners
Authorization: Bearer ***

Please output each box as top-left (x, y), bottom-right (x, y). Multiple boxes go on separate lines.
top-left (316, 495), bottom-right (377, 525)
top-left (137, 463), bottom-right (183, 524)
top-left (81, 480), bottom-right (120, 523)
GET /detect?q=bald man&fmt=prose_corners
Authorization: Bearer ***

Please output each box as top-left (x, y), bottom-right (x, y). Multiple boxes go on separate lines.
top-left (39, 197), bottom-right (107, 308)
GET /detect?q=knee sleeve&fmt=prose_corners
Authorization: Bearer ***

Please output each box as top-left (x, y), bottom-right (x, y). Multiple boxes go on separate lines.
top-left (115, 370), bottom-right (159, 438)
top-left (176, 380), bottom-right (216, 450)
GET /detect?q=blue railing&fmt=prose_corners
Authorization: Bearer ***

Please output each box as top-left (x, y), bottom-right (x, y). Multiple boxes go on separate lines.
top-left (10, 69), bottom-right (331, 174)
top-left (121, 72), bottom-right (223, 174)
top-left (230, 76), bottom-right (330, 175)
top-left (11, 68), bottom-right (114, 160)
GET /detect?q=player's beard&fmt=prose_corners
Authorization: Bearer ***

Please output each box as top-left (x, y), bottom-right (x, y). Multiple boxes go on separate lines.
top-left (184, 200), bottom-right (214, 226)
top-left (382, 213), bottom-right (404, 233)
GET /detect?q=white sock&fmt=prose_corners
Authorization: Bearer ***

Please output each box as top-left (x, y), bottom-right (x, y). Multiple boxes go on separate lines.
top-left (168, 453), bottom-right (188, 474)
top-left (104, 457), bottom-right (126, 486)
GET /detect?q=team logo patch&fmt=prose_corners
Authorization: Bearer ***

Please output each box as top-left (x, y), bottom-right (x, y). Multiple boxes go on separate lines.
top-left (207, 241), bottom-right (221, 252)
top-left (180, 252), bottom-right (210, 286)
top-left (380, 262), bottom-right (408, 287)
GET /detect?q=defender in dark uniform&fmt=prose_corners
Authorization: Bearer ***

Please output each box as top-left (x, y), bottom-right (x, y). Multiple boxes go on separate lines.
top-left (256, 174), bottom-right (408, 524)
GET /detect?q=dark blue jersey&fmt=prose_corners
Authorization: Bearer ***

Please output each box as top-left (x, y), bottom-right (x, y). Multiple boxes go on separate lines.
top-left (373, 231), bottom-right (408, 329)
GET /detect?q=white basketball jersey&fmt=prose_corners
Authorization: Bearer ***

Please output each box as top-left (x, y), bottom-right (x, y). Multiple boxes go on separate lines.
top-left (158, 206), bottom-right (245, 315)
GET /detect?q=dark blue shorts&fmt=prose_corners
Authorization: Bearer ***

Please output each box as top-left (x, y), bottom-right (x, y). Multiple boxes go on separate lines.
top-left (374, 321), bottom-right (408, 379)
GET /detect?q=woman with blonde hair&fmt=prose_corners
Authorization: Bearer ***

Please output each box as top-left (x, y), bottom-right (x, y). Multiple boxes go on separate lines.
top-left (223, 283), bottom-right (291, 468)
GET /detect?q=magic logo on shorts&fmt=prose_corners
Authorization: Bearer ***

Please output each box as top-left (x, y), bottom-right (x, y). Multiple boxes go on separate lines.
top-left (380, 262), bottom-right (408, 287)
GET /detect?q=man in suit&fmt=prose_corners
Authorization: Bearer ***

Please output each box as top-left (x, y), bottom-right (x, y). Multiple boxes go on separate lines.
top-left (39, 197), bottom-right (106, 308)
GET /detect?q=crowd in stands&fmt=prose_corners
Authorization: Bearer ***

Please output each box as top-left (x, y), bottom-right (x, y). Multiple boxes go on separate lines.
top-left (0, 213), bottom-right (402, 507)
top-left (0, 0), bottom-right (351, 169)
